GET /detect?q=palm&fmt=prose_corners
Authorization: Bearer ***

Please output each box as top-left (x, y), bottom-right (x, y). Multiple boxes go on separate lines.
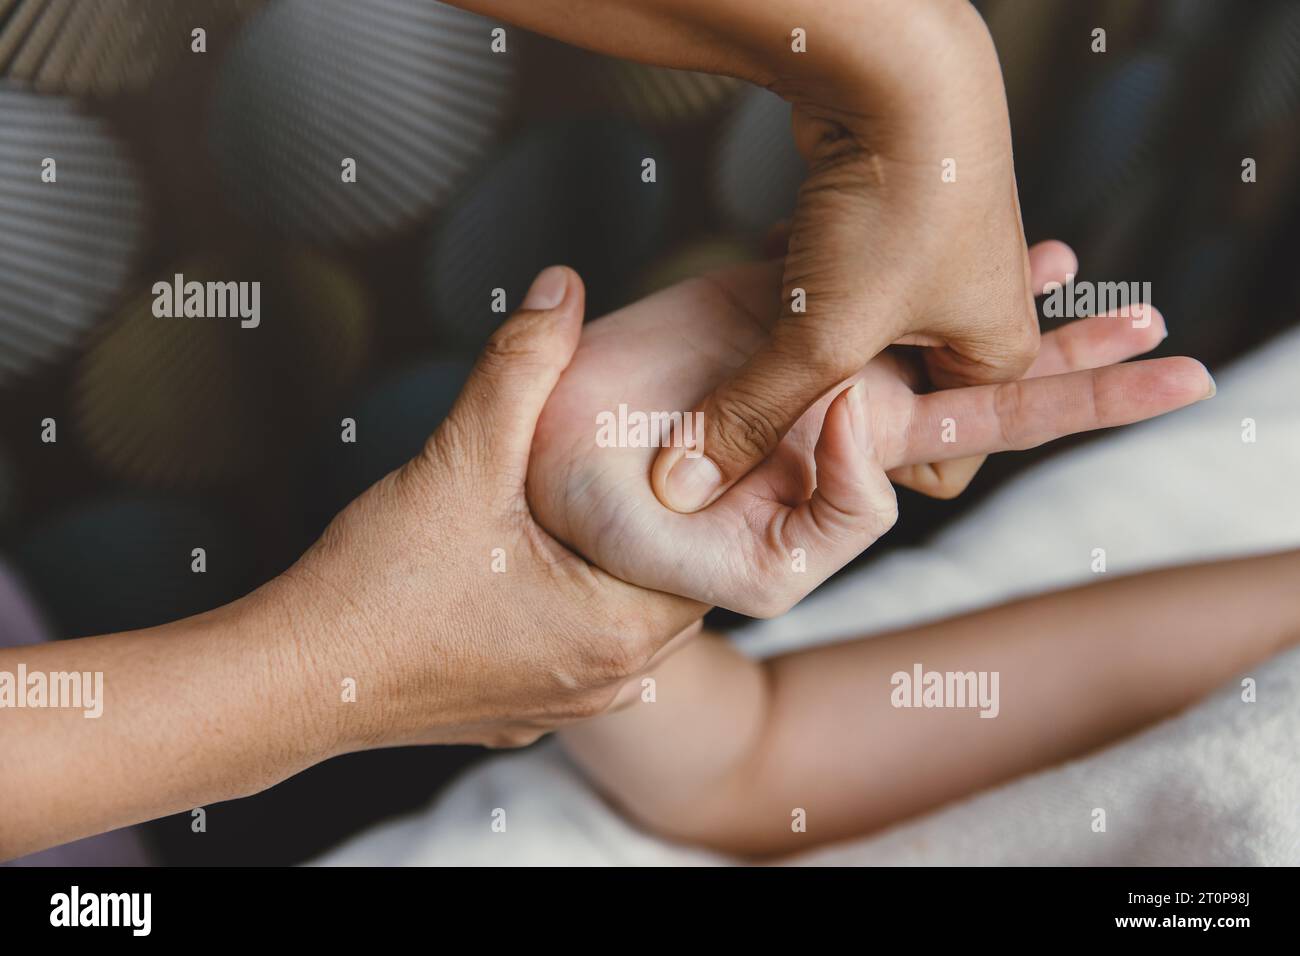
top-left (529, 261), bottom-right (873, 609)
top-left (528, 258), bottom-right (1209, 615)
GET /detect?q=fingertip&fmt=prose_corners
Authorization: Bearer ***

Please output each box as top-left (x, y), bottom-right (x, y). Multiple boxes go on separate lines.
top-left (652, 445), bottom-right (724, 514)
top-left (1120, 302), bottom-right (1167, 351)
top-left (1142, 356), bottom-right (1217, 405)
top-left (520, 265), bottom-right (568, 310)
top-left (1139, 303), bottom-right (1167, 340)
top-left (1029, 239), bottom-right (1079, 294)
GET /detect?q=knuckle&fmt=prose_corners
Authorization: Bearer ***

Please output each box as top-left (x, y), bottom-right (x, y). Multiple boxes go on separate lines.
top-left (567, 692), bottom-right (611, 722)
top-left (480, 311), bottom-right (546, 371)
top-left (550, 629), bottom-right (651, 694)
top-left (1008, 318), bottom-right (1041, 366)
top-left (427, 406), bottom-right (493, 477)
top-left (799, 335), bottom-right (861, 382)
top-left (710, 391), bottom-right (783, 465)
top-left (992, 380), bottom-right (1031, 450)
top-left (871, 495), bottom-right (901, 533)
top-left (583, 635), bottom-right (650, 684)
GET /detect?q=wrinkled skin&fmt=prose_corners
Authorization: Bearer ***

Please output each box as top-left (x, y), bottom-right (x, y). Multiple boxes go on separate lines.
top-left (528, 246), bottom-right (1213, 617)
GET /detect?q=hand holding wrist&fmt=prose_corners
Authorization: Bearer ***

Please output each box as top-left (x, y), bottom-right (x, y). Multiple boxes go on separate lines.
top-left (262, 268), bottom-right (703, 755)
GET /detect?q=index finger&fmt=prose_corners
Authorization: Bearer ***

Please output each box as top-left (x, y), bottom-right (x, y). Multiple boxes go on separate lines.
top-left (893, 356), bottom-right (1214, 469)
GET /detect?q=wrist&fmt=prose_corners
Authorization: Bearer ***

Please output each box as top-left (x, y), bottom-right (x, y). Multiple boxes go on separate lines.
top-left (788, 0), bottom-right (1007, 160)
top-left (240, 570), bottom-right (386, 764)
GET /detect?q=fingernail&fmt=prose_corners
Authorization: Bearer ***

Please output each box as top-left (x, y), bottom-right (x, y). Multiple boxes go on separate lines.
top-left (1204, 371), bottom-right (1216, 399)
top-left (664, 454), bottom-right (723, 512)
top-left (522, 266), bottom-right (568, 310)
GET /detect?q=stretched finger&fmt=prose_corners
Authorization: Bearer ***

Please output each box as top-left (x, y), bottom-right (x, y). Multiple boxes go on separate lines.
top-left (897, 357), bottom-right (1215, 468)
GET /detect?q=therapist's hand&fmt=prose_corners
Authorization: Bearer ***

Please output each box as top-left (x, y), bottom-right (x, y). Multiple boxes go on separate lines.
top-left (273, 266), bottom-right (702, 752)
top-left (455, 0), bottom-right (1044, 509)
top-left (650, 3), bottom-right (1039, 512)
top-left (527, 246), bottom-right (1214, 617)
top-left (1, 267), bottom-right (705, 861)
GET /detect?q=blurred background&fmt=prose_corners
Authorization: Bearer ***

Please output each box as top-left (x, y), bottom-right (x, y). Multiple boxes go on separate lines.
top-left (2, 0), bottom-right (1298, 865)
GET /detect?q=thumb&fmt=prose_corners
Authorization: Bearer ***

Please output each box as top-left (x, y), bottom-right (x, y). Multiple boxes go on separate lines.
top-left (651, 325), bottom-right (877, 514)
top-left (439, 266), bottom-right (584, 472)
top-left (652, 116), bottom-right (901, 514)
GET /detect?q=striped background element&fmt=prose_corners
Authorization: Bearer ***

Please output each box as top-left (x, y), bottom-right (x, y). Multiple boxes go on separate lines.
top-left (0, 84), bottom-right (143, 386)
top-left (0, 0), bottom-right (261, 96)
top-left (74, 251), bottom-right (371, 488)
top-left (712, 88), bottom-right (805, 236)
top-left (588, 57), bottom-right (741, 127)
top-left (427, 118), bottom-right (670, 350)
top-left (210, 0), bottom-right (514, 244)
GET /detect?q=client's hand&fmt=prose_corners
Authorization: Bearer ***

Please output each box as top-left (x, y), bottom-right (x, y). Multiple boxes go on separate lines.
top-left (270, 267), bottom-right (702, 751)
top-left (528, 244), bottom-right (1214, 617)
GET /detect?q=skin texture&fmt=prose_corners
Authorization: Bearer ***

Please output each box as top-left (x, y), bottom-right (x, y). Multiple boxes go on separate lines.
top-left (454, 0), bottom-right (1043, 510)
top-left (562, 550), bottom-right (1300, 858)
top-left (527, 244), bottom-right (1214, 616)
top-left (0, 269), bottom-right (701, 860)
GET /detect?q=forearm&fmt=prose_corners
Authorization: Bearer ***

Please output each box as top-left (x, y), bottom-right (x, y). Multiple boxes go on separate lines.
top-left (559, 634), bottom-right (767, 846)
top-left (564, 551), bottom-right (1300, 857)
top-left (452, 0), bottom-right (1004, 153)
top-left (0, 587), bottom-right (336, 860)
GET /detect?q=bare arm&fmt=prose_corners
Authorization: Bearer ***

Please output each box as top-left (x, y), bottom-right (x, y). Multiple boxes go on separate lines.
top-left (451, 0), bottom-right (989, 118)
top-left (0, 593), bottom-right (332, 859)
top-left (561, 550), bottom-right (1300, 858)
top-left (0, 271), bottom-right (702, 861)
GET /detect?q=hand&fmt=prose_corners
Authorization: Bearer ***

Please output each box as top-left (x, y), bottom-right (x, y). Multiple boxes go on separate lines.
top-left (527, 244), bottom-right (1214, 617)
top-left (629, 2), bottom-right (1044, 511)
top-left (457, 0), bottom-right (1066, 509)
top-left (455, 1), bottom-right (1053, 513)
top-left (1, 267), bottom-right (712, 860)
top-left (270, 267), bottom-right (703, 751)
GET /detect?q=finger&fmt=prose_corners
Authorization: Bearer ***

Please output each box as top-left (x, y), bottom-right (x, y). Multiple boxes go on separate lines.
top-left (923, 238), bottom-right (1066, 388)
top-left (1027, 304), bottom-right (1167, 379)
top-left (897, 357), bottom-right (1216, 468)
top-left (652, 321), bottom-right (877, 514)
top-left (923, 302), bottom-right (1041, 388)
top-left (1028, 239), bottom-right (1078, 294)
top-left (891, 240), bottom-right (1076, 499)
top-left (889, 300), bottom-right (1166, 500)
top-left (774, 384), bottom-right (898, 606)
top-left (438, 266), bottom-right (585, 471)
top-left (887, 455), bottom-right (987, 501)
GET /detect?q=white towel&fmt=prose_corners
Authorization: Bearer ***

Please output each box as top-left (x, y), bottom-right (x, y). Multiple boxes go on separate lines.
top-left (316, 326), bottom-right (1300, 866)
